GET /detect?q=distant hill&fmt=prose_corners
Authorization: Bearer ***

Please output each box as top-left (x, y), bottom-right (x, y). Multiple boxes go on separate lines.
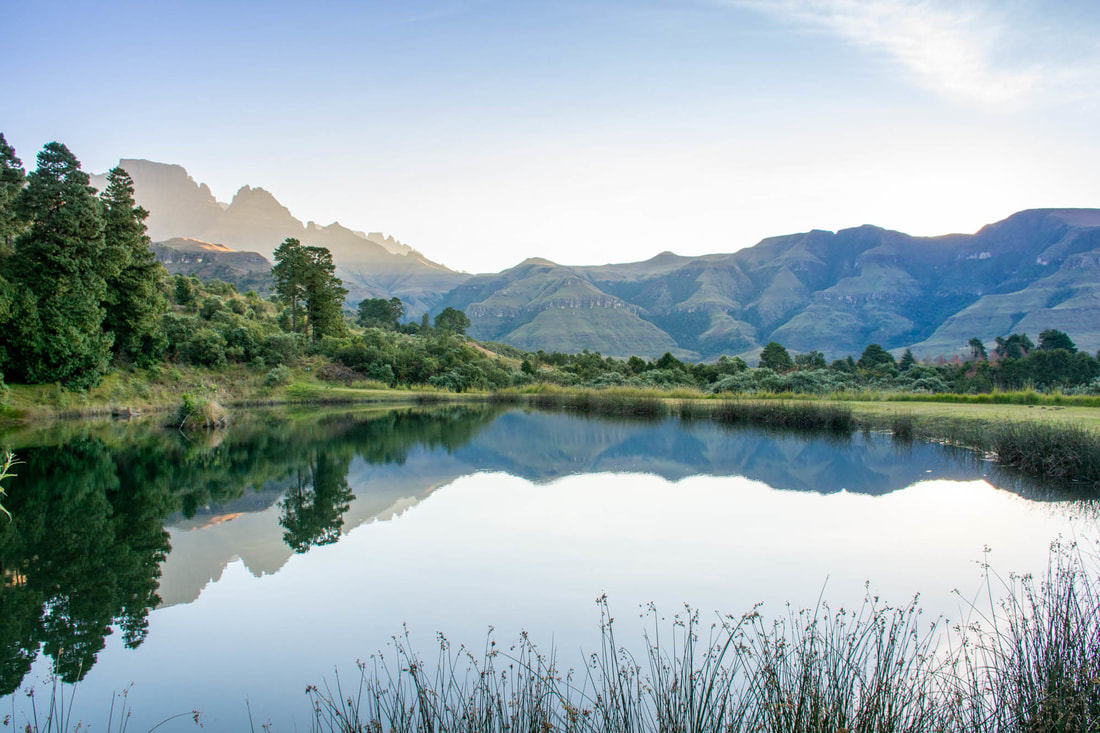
top-left (442, 209), bottom-right (1100, 359)
top-left (91, 160), bottom-right (470, 315)
top-left (152, 237), bottom-right (274, 295)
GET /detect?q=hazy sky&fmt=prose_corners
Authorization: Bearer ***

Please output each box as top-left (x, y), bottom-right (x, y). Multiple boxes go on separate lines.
top-left (4, 0), bottom-right (1099, 273)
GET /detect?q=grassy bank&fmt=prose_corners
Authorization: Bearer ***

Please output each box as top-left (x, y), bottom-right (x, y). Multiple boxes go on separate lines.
top-left (4, 375), bottom-right (1099, 488)
top-left (303, 544), bottom-right (1098, 733)
top-left (0, 359), bottom-right (478, 424)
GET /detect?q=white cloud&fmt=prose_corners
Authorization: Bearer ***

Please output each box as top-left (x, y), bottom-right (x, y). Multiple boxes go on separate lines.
top-left (725, 0), bottom-right (1083, 106)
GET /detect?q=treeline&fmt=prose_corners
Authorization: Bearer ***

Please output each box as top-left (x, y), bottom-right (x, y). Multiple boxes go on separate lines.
top-left (503, 333), bottom-right (1100, 395)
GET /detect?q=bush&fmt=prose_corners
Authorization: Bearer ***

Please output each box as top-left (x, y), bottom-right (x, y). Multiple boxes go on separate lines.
top-left (265, 365), bottom-right (293, 387)
top-left (261, 333), bottom-right (302, 366)
top-left (182, 328), bottom-right (228, 367)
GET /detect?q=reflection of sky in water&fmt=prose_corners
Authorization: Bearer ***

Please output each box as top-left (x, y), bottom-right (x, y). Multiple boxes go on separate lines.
top-left (4, 410), bottom-right (1096, 731)
top-left (24, 467), bottom-right (1094, 732)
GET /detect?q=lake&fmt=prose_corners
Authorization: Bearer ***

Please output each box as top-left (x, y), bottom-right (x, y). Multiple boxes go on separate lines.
top-left (0, 405), bottom-right (1095, 730)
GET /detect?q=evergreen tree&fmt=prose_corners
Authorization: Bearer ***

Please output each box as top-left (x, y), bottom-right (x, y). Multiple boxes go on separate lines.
top-left (857, 343), bottom-right (896, 370)
top-left (434, 306), bottom-right (470, 334)
top-left (759, 341), bottom-right (793, 372)
top-left (100, 168), bottom-right (167, 363)
top-left (7, 143), bottom-right (114, 388)
top-left (272, 237), bottom-right (309, 333)
top-left (302, 245), bottom-right (347, 341)
top-left (898, 348), bottom-right (916, 371)
top-left (1037, 328), bottom-right (1076, 353)
top-left (0, 133), bottom-right (26, 250)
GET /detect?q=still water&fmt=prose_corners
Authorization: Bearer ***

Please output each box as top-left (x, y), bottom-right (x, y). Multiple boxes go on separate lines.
top-left (0, 406), bottom-right (1095, 730)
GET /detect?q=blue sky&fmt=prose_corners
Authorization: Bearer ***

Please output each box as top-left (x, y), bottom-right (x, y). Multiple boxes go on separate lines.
top-left (4, 0), bottom-right (1099, 272)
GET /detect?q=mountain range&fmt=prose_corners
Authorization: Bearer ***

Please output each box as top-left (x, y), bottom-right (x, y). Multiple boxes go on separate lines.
top-left (93, 159), bottom-right (1100, 360)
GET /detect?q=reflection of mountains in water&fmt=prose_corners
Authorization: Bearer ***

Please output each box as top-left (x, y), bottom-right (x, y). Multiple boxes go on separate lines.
top-left (158, 409), bottom-right (992, 608)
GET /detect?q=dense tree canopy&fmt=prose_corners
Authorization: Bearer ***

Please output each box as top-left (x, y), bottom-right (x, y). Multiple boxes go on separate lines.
top-left (273, 237), bottom-right (347, 341)
top-left (4, 142), bottom-right (115, 388)
top-left (434, 306), bottom-right (471, 334)
top-left (357, 297), bottom-right (404, 330)
top-left (759, 341), bottom-right (793, 372)
top-left (0, 133), bottom-right (25, 250)
top-left (101, 167), bottom-right (168, 363)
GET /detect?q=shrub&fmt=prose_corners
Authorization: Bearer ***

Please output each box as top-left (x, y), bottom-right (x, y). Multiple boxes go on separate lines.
top-left (265, 365), bottom-right (293, 387)
top-left (183, 328), bottom-right (228, 367)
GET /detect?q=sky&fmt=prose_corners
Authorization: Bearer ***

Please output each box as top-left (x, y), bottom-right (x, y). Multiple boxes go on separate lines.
top-left (3, 0), bottom-right (1099, 273)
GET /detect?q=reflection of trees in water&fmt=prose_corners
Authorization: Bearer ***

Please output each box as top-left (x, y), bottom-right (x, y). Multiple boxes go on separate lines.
top-left (0, 405), bottom-right (502, 693)
top-left (0, 439), bottom-right (170, 694)
top-left (280, 451), bottom-right (355, 553)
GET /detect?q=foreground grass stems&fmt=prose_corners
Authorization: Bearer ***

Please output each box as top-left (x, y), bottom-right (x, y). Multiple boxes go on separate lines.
top-left (0, 451), bottom-right (18, 520)
top-left (305, 545), bottom-right (1098, 733)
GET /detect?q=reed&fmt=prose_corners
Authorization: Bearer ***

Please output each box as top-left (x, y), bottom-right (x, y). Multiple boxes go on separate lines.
top-left (711, 399), bottom-right (854, 432)
top-left (987, 421), bottom-right (1100, 485)
top-left (305, 548), bottom-right (1100, 733)
top-left (305, 545), bottom-right (1100, 732)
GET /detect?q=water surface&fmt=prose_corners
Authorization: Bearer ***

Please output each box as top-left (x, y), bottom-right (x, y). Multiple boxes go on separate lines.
top-left (0, 406), bottom-right (1094, 730)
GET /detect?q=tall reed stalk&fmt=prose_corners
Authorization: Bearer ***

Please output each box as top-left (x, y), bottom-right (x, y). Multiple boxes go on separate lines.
top-left (305, 545), bottom-right (1099, 733)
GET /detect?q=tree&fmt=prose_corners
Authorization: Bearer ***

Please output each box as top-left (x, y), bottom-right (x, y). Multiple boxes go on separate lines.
top-left (272, 238), bottom-right (309, 333)
top-left (0, 133), bottom-right (26, 250)
top-left (857, 343), bottom-right (896, 371)
top-left (994, 333), bottom-right (1033, 360)
top-left (758, 341), bottom-right (793, 372)
top-left (1038, 328), bottom-right (1076, 353)
top-left (967, 337), bottom-right (987, 361)
top-left (357, 297), bottom-right (404, 330)
top-left (100, 167), bottom-right (167, 363)
top-left (5, 143), bottom-right (114, 387)
top-left (273, 239), bottom-right (347, 341)
top-left (898, 348), bottom-right (916, 371)
top-left (434, 306), bottom-right (470, 334)
top-left (793, 350), bottom-right (826, 370)
top-left (301, 245), bottom-right (347, 341)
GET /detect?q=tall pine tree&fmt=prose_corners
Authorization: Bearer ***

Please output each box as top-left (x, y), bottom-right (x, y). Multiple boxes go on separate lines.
top-left (0, 133), bottom-right (26, 250)
top-left (8, 143), bottom-right (115, 388)
top-left (273, 237), bottom-right (309, 334)
top-left (302, 245), bottom-right (347, 341)
top-left (101, 167), bottom-right (168, 364)
top-left (0, 135), bottom-right (26, 370)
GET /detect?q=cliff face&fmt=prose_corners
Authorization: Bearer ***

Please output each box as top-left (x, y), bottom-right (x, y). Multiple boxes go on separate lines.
top-left (442, 210), bottom-right (1100, 360)
top-left (92, 160), bottom-right (470, 316)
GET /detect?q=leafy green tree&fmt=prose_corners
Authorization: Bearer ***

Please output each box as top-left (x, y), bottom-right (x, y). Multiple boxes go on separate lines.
top-left (273, 239), bottom-right (347, 341)
top-left (1038, 328), bottom-right (1076, 353)
top-left (301, 245), bottom-right (347, 341)
top-left (967, 337), bottom-right (987, 361)
top-left (0, 133), bottom-right (26, 250)
top-left (655, 351), bottom-right (684, 371)
top-left (434, 306), bottom-right (470, 334)
top-left (357, 297), bottom-right (404, 330)
top-left (994, 333), bottom-right (1033, 360)
top-left (272, 237), bottom-right (309, 333)
top-left (898, 348), bottom-right (916, 371)
top-left (758, 341), bottom-right (793, 372)
top-left (100, 167), bottom-right (167, 363)
top-left (6, 143), bottom-right (115, 387)
top-left (793, 350), bottom-right (827, 370)
top-left (857, 343), bottom-right (897, 371)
